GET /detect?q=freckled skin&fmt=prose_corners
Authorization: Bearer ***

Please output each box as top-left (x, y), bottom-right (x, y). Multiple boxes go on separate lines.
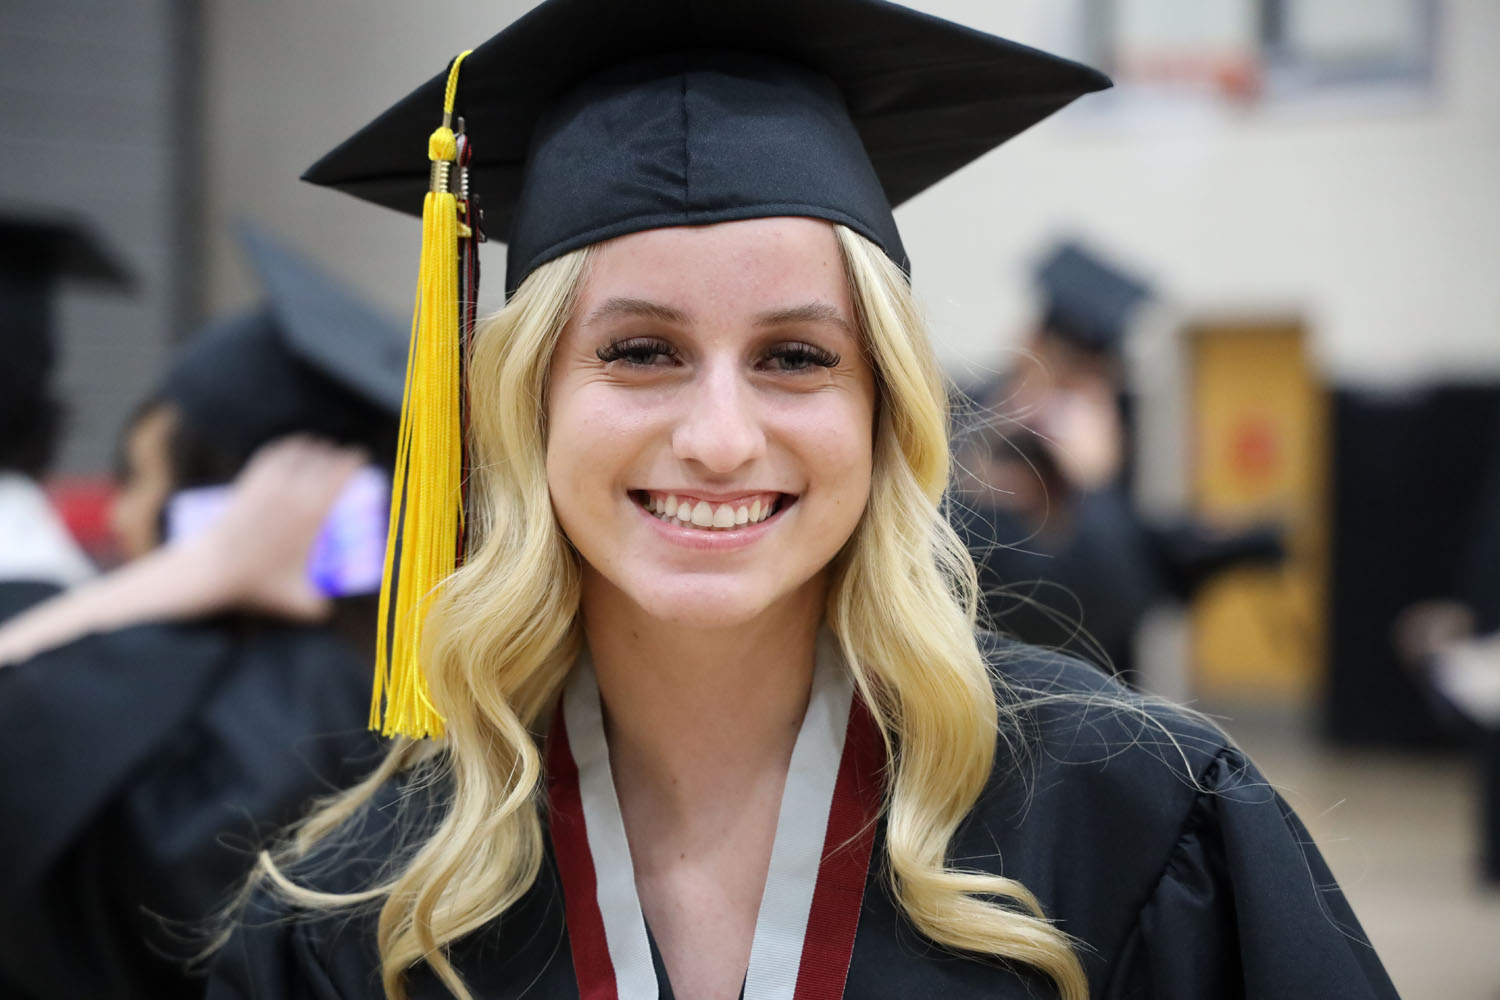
top-left (545, 217), bottom-right (877, 632)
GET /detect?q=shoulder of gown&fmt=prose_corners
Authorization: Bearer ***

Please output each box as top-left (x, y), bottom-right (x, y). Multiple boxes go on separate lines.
top-left (0, 620), bottom-right (236, 890)
top-left (206, 776), bottom-right (447, 1000)
top-left (964, 633), bottom-right (1399, 999)
top-left (209, 763), bottom-right (574, 1000)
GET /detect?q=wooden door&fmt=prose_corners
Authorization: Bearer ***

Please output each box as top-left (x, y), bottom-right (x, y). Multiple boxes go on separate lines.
top-left (1188, 319), bottom-right (1328, 701)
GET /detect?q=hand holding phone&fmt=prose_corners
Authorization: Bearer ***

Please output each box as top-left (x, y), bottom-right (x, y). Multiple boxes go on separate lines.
top-left (166, 446), bottom-right (388, 600)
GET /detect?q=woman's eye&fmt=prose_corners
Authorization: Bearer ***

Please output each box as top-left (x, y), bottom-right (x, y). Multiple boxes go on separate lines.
top-left (596, 337), bottom-right (676, 367)
top-left (760, 342), bottom-right (841, 373)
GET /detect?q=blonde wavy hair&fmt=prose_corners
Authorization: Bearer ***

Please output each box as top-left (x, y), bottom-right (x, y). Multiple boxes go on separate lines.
top-left (249, 223), bottom-right (1089, 1000)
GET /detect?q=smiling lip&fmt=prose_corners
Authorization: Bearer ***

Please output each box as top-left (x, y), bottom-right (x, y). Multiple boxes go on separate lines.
top-left (630, 489), bottom-right (795, 550)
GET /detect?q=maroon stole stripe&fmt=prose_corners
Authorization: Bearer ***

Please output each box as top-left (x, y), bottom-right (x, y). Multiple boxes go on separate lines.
top-left (546, 710), bottom-right (621, 1000)
top-left (792, 698), bottom-right (884, 997)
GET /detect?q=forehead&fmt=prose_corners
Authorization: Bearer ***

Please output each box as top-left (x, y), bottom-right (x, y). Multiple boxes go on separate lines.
top-left (574, 217), bottom-right (851, 321)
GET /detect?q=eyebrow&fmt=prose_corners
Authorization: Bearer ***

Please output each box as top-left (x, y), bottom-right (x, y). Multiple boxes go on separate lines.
top-left (581, 297), bottom-right (690, 328)
top-left (755, 302), bottom-right (853, 334)
top-left (580, 296), bottom-right (853, 334)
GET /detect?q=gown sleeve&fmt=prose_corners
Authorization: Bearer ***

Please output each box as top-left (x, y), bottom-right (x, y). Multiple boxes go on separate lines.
top-left (206, 779), bottom-right (423, 1000)
top-left (207, 891), bottom-right (353, 1000)
top-left (0, 579), bottom-right (62, 622)
top-left (0, 623), bottom-right (230, 895)
top-left (1102, 751), bottom-right (1400, 1000)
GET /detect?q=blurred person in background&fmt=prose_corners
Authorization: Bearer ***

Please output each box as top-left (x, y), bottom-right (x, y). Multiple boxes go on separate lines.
top-left (0, 225), bottom-right (405, 999)
top-left (0, 212), bottom-right (132, 620)
top-left (1397, 413), bottom-right (1500, 882)
top-left (953, 241), bottom-right (1282, 680)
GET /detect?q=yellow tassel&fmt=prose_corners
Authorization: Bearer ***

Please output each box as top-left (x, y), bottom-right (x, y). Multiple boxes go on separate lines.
top-left (372, 50), bottom-right (472, 739)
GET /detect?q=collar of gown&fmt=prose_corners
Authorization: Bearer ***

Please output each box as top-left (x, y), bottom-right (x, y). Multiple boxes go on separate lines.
top-left (0, 473), bottom-right (96, 586)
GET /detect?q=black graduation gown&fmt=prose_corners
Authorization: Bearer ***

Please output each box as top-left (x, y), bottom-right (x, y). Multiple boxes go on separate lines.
top-left (206, 638), bottom-right (1399, 1000)
top-left (954, 493), bottom-right (1164, 678)
top-left (0, 617), bottom-right (382, 1000)
top-left (0, 579), bottom-right (62, 622)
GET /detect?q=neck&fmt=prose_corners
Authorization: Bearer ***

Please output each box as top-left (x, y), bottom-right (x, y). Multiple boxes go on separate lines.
top-left (579, 574), bottom-right (825, 826)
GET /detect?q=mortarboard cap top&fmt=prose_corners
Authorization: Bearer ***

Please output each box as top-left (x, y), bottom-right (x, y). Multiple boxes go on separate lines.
top-left (1035, 240), bottom-right (1153, 353)
top-left (158, 223), bottom-right (407, 464)
top-left (1, 208), bottom-right (134, 403)
top-left (0, 209), bottom-right (134, 288)
top-left (303, 0), bottom-right (1111, 295)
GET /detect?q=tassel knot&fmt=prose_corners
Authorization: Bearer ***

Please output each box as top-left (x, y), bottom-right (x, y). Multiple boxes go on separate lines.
top-left (429, 126), bottom-right (457, 163)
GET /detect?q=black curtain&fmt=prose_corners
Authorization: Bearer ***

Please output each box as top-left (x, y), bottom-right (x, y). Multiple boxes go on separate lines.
top-left (1325, 383), bottom-right (1500, 748)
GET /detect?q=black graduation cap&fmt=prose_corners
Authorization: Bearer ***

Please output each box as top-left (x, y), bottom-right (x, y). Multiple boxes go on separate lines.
top-left (1035, 241), bottom-right (1153, 353)
top-left (1, 210), bottom-right (133, 476)
top-left (1, 210), bottom-right (133, 383)
top-left (158, 224), bottom-right (407, 465)
top-left (303, 0), bottom-right (1112, 295)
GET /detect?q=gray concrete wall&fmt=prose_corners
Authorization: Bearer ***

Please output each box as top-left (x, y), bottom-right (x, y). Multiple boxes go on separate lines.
top-left (1, 0), bottom-right (188, 474)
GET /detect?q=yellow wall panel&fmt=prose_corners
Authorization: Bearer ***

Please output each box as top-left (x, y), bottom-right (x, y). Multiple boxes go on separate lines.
top-left (1189, 322), bottom-right (1328, 702)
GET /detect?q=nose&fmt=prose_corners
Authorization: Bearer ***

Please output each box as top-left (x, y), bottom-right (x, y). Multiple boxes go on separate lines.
top-left (671, 361), bottom-right (766, 475)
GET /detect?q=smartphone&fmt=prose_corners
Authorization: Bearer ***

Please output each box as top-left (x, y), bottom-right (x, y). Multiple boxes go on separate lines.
top-left (165, 466), bottom-right (390, 598)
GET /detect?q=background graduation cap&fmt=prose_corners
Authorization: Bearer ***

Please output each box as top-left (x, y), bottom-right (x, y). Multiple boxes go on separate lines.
top-left (158, 223), bottom-right (407, 470)
top-left (302, 0), bottom-right (1112, 739)
top-left (1, 209), bottom-right (134, 478)
top-left (1035, 241), bottom-right (1154, 354)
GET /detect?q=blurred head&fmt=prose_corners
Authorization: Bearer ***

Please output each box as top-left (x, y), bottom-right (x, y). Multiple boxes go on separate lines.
top-left (108, 396), bottom-right (268, 562)
top-left (109, 402), bottom-right (176, 560)
top-left (0, 297), bottom-right (60, 479)
top-left (1024, 324), bottom-right (1123, 393)
top-left (0, 389), bottom-right (60, 481)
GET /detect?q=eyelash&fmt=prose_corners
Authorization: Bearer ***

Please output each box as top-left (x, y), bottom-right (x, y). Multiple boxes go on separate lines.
top-left (595, 338), bottom-right (841, 372)
top-left (764, 342), bottom-right (841, 371)
top-left (596, 337), bottom-right (675, 366)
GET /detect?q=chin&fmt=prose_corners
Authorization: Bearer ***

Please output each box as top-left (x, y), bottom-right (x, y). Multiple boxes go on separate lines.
top-left (605, 564), bottom-right (818, 632)
top-left (633, 582), bottom-right (782, 631)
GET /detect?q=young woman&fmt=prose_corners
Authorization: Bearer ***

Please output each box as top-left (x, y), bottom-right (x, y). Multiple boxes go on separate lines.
top-left (209, 3), bottom-right (1399, 999)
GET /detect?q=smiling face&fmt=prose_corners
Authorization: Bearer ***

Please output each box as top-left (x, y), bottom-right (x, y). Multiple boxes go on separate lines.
top-left (544, 217), bottom-right (877, 632)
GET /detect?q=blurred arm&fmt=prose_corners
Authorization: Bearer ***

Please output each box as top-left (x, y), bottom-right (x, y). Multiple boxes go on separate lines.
top-left (0, 437), bottom-right (364, 666)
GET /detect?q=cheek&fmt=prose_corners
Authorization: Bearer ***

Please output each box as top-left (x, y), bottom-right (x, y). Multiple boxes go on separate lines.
top-left (109, 487), bottom-right (158, 554)
top-left (788, 395), bottom-right (875, 498)
top-left (545, 389), bottom-right (655, 499)
top-left (106, 492), bottom-right (131, 536)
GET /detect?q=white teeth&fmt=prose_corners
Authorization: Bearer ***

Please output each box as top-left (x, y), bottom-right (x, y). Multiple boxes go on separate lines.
top-left (643, 493), bottom-right (783, 529)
